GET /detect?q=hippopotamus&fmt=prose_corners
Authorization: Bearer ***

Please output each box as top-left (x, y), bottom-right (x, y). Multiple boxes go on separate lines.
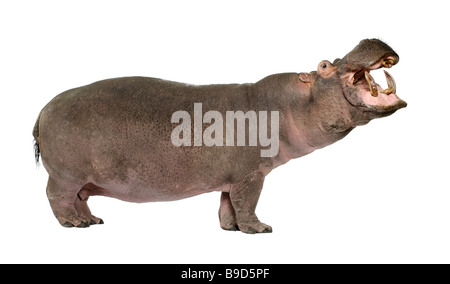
top-left (33, 39), bottom-right (406, 233)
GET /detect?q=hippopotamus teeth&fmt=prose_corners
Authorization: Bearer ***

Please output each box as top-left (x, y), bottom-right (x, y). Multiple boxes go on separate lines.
top-left (365, 69), bottom-right (397, 97)
top-left (379, 70), bottom-right (396, 95)
top-left (365, 71), bottom-right (379, 97)
top-left (381, 58), bottom-right (395, 68)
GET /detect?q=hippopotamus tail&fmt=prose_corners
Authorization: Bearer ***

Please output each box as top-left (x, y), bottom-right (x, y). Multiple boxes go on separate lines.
top-left (33, 110), bottom-right (42, 164)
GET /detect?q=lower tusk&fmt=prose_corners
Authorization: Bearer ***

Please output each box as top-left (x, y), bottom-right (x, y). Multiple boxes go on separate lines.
top-left (379, 87), bottom-right (394, 95)
top-left (365, 71), bottom-right (378, 97)
top-left (383, 70), bottom-right (396, 95)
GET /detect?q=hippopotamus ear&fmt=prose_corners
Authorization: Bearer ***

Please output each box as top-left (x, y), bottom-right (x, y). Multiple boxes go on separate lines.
top-left (299, 72), bottom-right (314, 84)
top-left (317, 60), bottom-right (337, 78)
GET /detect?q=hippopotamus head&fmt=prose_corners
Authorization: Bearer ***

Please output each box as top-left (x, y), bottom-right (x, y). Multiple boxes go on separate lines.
top-left (298, 39), bottom-right (406, 133)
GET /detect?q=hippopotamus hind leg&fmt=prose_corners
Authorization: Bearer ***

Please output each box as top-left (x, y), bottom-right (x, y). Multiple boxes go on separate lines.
top-left (74, 183), bottom-right (104, 226)
top-left (46, 178), bottom-right (103, 228)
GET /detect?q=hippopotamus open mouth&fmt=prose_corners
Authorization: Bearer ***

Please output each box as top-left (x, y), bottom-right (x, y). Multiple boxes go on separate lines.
top-left (337, 39), bottom-right (407, 113)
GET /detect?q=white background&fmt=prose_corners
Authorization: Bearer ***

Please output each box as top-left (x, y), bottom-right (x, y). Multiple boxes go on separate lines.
top-left (1, 0), bottom-right (449, 264)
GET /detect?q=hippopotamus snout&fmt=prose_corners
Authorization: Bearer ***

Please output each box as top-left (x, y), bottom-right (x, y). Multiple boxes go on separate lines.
top-left (336, 38), bottom-right (400, 70)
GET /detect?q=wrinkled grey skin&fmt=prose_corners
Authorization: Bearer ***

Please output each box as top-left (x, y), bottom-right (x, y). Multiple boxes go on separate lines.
top-left (33, 39), bottom-right (406, 233)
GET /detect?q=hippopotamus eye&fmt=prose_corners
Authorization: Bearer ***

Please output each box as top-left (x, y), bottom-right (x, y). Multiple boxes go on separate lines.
top-left (317, 60), bottom-right (337, 77)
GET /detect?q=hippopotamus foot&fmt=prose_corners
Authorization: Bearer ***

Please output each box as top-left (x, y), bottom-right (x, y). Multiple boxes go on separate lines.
top-left (227, 172), bottom-right (272, 234)
top-left (237, 221), bottom-right (272, 234)
top-left (46, 177), bottom-right (103, 228)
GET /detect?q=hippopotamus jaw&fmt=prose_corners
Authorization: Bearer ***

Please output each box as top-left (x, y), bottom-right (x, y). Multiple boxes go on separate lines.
top-left (341, 54), bottom-right (407, 113)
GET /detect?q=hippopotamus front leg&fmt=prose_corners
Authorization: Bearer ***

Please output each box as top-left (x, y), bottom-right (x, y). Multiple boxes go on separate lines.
top-left (220, 171), bottom-right (272, 234)
top-left (219, 192), bottom-right (238, 231)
